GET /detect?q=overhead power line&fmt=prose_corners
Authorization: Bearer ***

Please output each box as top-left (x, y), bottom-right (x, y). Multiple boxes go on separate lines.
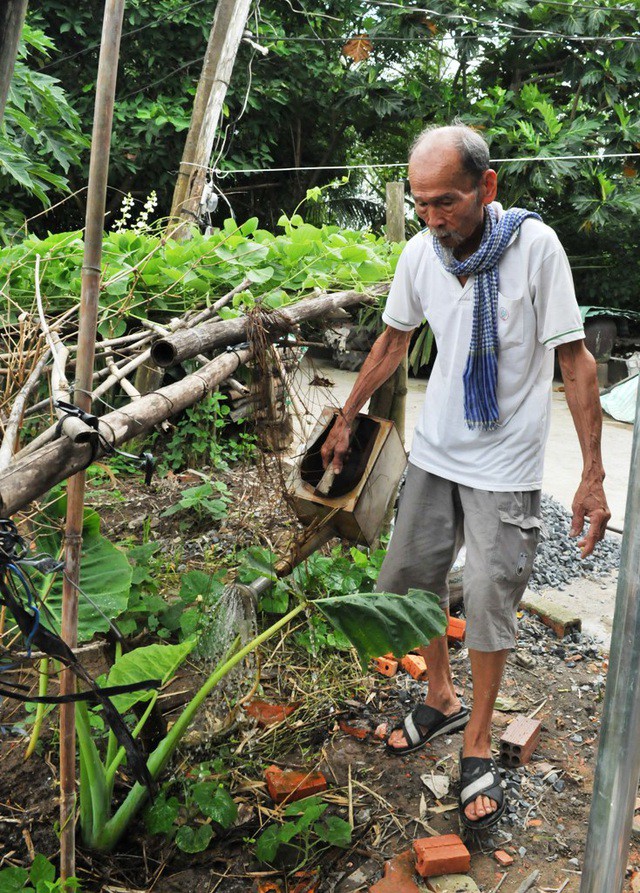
top-left (179, 152), bottom-right (640, 177)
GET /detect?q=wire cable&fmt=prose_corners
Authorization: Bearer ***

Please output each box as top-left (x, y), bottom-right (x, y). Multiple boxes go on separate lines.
top-left (177, 151), bottom-right (640, 178)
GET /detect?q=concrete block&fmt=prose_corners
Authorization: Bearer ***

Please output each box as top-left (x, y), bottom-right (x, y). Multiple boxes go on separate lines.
top-left (521, 595), bottom-right (581, 638)
top-left (265, 765), bottom-right (327, 803)
top-left (413, 835), bottom-right (470, 878)
top-left (425, 876), bottom-right (480, 892)
top-left (499, 715), bottom-right (542, 767)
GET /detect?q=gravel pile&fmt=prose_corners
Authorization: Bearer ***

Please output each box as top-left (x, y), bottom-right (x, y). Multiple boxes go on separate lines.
top-left (529, 493), bottom-right (621, 591)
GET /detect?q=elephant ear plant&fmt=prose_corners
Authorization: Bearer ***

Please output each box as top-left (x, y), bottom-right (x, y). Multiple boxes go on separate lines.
top-left (74, 586), bottom-right (447, 852)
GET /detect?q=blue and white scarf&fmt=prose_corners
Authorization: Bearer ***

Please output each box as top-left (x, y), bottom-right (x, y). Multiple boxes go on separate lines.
top-left (433, 204), bottom-right (541, 431)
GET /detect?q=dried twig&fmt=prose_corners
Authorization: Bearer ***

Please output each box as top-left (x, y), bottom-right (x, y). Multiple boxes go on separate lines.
top-left (0, 349), bottom-right (51, 470)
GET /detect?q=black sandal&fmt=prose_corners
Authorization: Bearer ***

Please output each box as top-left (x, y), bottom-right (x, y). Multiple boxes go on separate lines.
top-left (385, 703), bottom-right (469, 756)
top-left (459, 754), bottom-right (506, 830)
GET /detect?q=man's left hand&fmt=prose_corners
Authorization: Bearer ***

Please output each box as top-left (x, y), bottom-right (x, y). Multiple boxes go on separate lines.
top-left (569, 476), bottom-right (611, 558)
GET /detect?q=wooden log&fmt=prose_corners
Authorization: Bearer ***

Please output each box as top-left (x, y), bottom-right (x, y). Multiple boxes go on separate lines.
top-left (0, 347), bottom-right (252, 518)
top-left (151, 285), bottom-right (388, 368)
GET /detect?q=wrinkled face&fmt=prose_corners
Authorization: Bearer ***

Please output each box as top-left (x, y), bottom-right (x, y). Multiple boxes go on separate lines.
top-left (409, 143), bottom-right (497, 258)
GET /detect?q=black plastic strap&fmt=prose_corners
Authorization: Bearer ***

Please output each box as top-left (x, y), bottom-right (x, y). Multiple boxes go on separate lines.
top-left (0, 677), bottom-right (161, 705)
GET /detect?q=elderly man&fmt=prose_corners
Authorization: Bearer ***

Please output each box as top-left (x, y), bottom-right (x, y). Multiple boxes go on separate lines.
top-left (321, 124), bottom-right (610, 829)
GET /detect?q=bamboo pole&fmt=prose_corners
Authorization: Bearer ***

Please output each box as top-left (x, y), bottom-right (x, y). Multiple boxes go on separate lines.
top-left (0, 347), bottom-right (253, 518)
top-left (59, 1), bottom-right (125, 884)
top-left (151, 285), bottom-right (388, 368)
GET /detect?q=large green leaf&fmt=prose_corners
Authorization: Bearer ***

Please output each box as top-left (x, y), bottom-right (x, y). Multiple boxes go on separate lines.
top-left (36, 518), bottom-right (132, 643)
top-left (315, 589), bottom-right (447, 666)
top-left (104, 640), bottom-right (195, 713)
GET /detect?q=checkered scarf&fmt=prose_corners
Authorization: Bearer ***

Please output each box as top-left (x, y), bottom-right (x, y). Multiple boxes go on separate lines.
top-left (433, 204), bottom-right (541, 431)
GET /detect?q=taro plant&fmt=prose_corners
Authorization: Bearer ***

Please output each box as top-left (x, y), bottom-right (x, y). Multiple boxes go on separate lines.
top-left (8, 496), bottom-right (447, 854)
top-left (72, 584), bottom-right (446, 852)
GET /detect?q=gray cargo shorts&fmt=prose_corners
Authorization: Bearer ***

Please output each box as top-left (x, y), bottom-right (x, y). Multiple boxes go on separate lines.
top-left (375, 463), bottom-right (542, 652)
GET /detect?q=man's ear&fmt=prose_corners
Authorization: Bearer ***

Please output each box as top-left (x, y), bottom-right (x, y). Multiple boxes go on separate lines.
top-left (481, 169), bottom-right (498, 204)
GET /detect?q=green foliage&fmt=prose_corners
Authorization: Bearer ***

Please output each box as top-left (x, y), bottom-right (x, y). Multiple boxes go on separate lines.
top-left (0, 219), bottom-right (398, 321)
top-left (158, 392), bottom-right (256, 472)
top-left (144, 768), bottom-right (238, 854)
top-left (160, 480), bottom-right (230, 523)
top-left (255, 796), bottom-right (352, 866)
top-left (0, 854), bottom-right (80, 891)
top-left (0, 24), bottom-right (87, 239)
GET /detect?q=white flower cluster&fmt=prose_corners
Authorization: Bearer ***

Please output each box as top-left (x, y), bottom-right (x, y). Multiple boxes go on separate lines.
top-left (113, 190), bottom-right (158, 233)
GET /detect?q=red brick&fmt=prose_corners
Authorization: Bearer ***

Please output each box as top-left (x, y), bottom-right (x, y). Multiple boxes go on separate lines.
top-left (499, 715), bottom-right (542, 767)
top-left (447, 617), bottom-right (466, 645)
top-left (339, 719), bottom-right (369, 740)
top-left (400, 654), bottom-right (428, 681)
top-left (494, 850), bottom-right (514, 866)
top-left (264, 765), bottom-right (327, 804)
top-left (369, 849), bottom-right (421, 893)
top-left (413, 834), bottom-right (470, 878)
top-left (373, 656), bottom-right (399, 677)
top-left (244, 700), bottom-right (298, 727)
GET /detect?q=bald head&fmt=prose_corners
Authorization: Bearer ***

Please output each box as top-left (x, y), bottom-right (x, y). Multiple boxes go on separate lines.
top-left (409, 125), bottom-right (490, 185)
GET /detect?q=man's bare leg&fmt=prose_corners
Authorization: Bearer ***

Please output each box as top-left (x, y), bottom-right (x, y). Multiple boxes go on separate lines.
top-left (461, 648), bottom-right (509, 823)
top-left (387, 624), bottom-right (462, 750)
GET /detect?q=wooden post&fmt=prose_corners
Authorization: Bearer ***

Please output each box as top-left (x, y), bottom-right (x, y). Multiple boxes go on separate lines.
top-left (168, 0), bottom-right (253, 239)
top-left (59, 1), bottom-right (125, 885)
top-left (370, 181), bottom-right (407, 441)
top-left (0, 0), bottom-right (28, 123)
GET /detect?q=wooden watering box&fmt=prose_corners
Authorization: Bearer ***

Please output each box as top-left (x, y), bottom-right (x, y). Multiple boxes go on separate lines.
top-left (288, 408), bottom-right (407, 547)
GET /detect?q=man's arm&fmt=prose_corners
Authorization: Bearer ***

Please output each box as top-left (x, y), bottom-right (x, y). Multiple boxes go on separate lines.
top-left (321, 325), bottom-right (414, 473)
top-left (556, 339), bottom-right (611, 557)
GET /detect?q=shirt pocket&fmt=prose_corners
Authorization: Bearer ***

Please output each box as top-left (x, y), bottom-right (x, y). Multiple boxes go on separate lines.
top-left (497, 292), bottom-right (525, 350)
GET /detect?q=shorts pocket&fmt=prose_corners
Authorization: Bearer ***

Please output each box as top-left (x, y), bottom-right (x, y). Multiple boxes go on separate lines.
top-left (497, 292), bottom-right (524, 350)
top-left (489, 496), bottom-right (542, 585)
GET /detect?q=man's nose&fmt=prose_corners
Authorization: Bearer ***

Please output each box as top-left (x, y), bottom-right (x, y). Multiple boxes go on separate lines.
top-left (426, 207), bottom-right (445, 228)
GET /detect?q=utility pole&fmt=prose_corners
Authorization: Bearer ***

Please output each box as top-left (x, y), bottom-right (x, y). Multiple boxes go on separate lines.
top-left (580, 378), bottom-right (640, 893)
top-left (168, 0), bottom-right (254, 239)
top-left (0, 0), bottom-right (28, 123)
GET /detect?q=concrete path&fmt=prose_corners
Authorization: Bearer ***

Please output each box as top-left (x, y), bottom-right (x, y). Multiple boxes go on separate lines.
top-left (293, 356), bottom-right (636, 645)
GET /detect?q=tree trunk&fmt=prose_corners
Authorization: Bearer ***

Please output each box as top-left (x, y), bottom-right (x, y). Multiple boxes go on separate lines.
top-left (0, 0), bottom-right (28, 123)
top-left (168, 0), bottom-right (253, 238)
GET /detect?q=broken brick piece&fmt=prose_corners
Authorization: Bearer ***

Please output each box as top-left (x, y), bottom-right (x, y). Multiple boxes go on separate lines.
top-left (413, 834), bottom-right (470, 878)
top-left (369, 849), bottom-right (421, 893)
top-left (494, 850), bottom-right (514, 866)
top-left (256, 882), bottom-right (282, 893)
top-left (244, 700), bottom-right (297, 727)
top-left (374, 722), bottom-right (389, 741)
top-left (291, 869), bottom-right (320, 893)
top-left (373, 656), bottom-right (399, 677)
top-left (499, 715), bottom-right (542, 767)
top-left (265, 765), bottom-right (327, 804)
top-left (339, 719), bottom-right (369, 740)
top-left (447, 617), bottom-right (466, 645)
top-left (400, 654), bottom-right (428, 681)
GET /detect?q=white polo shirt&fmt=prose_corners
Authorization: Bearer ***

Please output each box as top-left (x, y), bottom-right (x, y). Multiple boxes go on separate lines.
top-left (382, 205), bottom-right (584, 491)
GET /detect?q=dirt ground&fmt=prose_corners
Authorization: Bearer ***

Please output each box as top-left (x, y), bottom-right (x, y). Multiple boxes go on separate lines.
top-left (1, 460), bottom-right (638, 893)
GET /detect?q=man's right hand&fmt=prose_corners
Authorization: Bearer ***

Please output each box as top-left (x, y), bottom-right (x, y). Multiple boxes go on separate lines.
top-left (320, 414), bottom-right (352, 474)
